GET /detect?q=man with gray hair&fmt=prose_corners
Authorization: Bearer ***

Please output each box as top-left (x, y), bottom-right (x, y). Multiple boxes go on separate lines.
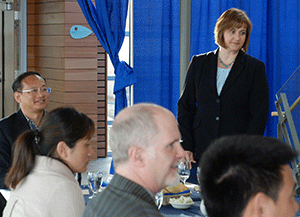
top-left (83, 103), bottom-right (185, 217)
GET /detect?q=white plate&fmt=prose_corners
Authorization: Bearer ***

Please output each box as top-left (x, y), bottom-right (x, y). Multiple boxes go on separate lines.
top-left (169, 202), bottom-right (194, 209)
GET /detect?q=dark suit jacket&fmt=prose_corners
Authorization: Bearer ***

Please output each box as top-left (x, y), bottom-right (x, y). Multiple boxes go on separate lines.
top-left (178, 49), bottom-right (269, 162)
top-left (0, 109), bottom-right (30, 189)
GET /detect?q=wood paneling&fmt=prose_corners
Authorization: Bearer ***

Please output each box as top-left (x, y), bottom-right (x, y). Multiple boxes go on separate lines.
top-left (46, 80), bottom-right (97, 92)
top-left (28, 68), bottom-right (98, 81)
top-left (27, 24), bottom-right (66, 36)
top-left (27, 2), bottom-right (66, 14)
top-left (28, 46), bottom-right (98, 58)
top-left (65, 71), bottom-right (98, 80)
top-left (65, 58), bottom-right (97, 69)
top-left (48, 102), bottom-right (97, 115)
top-left (27, 0), bottom-right (107, 159)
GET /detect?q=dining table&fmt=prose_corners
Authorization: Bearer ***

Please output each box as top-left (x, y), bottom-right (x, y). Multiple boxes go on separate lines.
top-left (83, 182), bottom-right (207, 216)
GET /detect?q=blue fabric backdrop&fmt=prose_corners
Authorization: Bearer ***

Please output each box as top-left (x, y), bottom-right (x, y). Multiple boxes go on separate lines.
top-left (134, 0), bottom-right (300, 139)
top-left (77, 0), bottom-right (300, 139)
top-left (266, 0), bottom-right (300, 138)
top-left (133, 0), bottom-right (180, 115)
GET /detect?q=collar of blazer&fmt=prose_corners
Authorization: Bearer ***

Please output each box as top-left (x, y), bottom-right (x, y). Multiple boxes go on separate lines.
top-left (208, 48), bottom-right (246, 95)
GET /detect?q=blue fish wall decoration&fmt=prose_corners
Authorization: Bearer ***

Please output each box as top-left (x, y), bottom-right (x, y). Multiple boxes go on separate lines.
top-left (70, 25), bottom-right (93, 39)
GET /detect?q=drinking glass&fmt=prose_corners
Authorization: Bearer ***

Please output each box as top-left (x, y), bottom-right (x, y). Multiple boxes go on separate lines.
top-left (196, 167), bottom-right (201, 192)
top-left (177, 159), bottom-right (191, 185)
top-left (155, 190), bottom-right (163, 210)
top-left (87, 171), bottom-right (103, 199)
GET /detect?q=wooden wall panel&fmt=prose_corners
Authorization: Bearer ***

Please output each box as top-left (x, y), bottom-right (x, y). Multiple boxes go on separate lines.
top-left (28, 46), bottom-right (65, 58)
top-left (28, 46), bottom-right (98, 58)
top-left (27, 0), bottom-right (107, 159)
top-left (27, 13), bottom-right (65, 25)
top-left (27, 25), bottom-right (66, 36)
top-left (27, 68), bottom-right (98, 81)
top-left (48, 102), bottom-right (97, 115)
top-left (65, 71), bottom-right (98, 80)
top-left (27, 2), bottom-right (66, 13)
top-left (65, 58), bottom-right (97, 69)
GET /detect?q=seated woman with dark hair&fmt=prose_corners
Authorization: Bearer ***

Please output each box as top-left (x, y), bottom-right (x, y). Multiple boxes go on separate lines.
top-left (3, 107), bottom-right (95, 217)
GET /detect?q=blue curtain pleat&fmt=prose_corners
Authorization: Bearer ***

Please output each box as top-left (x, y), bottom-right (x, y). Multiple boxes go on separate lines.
top-left (77, 0), bottom-right (137, 116)
top-left (133, 0), bottom-right (180, 115)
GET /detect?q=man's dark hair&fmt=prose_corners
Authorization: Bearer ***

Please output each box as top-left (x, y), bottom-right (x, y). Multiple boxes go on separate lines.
top-left (199, 135), bottom-right (297, 217)
top-left (12, 71), bottom-right (46, 93)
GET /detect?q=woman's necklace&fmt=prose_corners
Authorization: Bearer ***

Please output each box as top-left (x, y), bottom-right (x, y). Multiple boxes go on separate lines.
top-left (218, 56), bottom-right (235, 68)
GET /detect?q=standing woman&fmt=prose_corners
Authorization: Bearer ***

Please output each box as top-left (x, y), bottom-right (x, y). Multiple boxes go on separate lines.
top-left (178, 8), bottom-right (269, 183)
top-left (4, 107), bottom-right (95, 217)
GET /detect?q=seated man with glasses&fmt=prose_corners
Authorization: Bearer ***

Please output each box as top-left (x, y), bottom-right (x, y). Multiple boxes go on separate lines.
top-left (0, 71), bottom-right (50, 215)
top-left (0, 71), bottom-right (50, 190)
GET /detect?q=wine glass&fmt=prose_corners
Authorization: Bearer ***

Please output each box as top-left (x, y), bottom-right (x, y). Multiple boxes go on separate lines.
top-left (196, 167), bottom-right (201, 193)
top-left (197, 167), bottom-right (201, 184)
top-left (177, 159), bottom-right (191, 185)
top-left (155, 190), bottom-right (163, 210)
top-left (87, 171), bottom-right (103, 199)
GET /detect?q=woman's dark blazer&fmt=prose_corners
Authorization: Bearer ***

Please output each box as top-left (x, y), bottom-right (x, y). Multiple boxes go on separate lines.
top-left (177, 48), bottom-right (269, 162)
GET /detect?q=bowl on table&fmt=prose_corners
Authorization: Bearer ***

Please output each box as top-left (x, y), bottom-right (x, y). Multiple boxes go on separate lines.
top-left (162, 191), bottom-right (192, 205)
top-left (169, 201), bottom-right (194, 209)
top-left (168, 195), bottom-right (194, 209)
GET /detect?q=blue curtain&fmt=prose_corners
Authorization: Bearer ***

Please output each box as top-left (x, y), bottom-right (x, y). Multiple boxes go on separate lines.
top-left (189, 0), bottom-right (300, 139)
top-left (77, 0), bottom-right (300, 141)
top-left (133, 0), bottom-right (180, 115)
top-left (266, 0), bottom-right (300, 139)
top-left (77, 0), bottom-right (136, 116)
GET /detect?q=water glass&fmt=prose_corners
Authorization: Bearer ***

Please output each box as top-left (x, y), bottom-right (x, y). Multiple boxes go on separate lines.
top-left (87, 171), bottom-right (103, 199)
top-left (155, 190), bottom-right (163, 210)
top-left (177, 159), bottom-right (191, 185)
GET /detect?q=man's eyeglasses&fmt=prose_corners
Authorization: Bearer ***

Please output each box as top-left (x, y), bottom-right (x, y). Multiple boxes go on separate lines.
top-left (21, 87), bottom-right (51, 95)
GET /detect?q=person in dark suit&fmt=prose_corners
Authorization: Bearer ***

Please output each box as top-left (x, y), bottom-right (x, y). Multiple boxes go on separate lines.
top-left (0, 71), bottom-right (50, 190)
top-left (0, 71), bottom-right (50, 215)
top-left (83, 103), bottom-right (185, 217)
top-left (178, 8), bottom-right (269, 183)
